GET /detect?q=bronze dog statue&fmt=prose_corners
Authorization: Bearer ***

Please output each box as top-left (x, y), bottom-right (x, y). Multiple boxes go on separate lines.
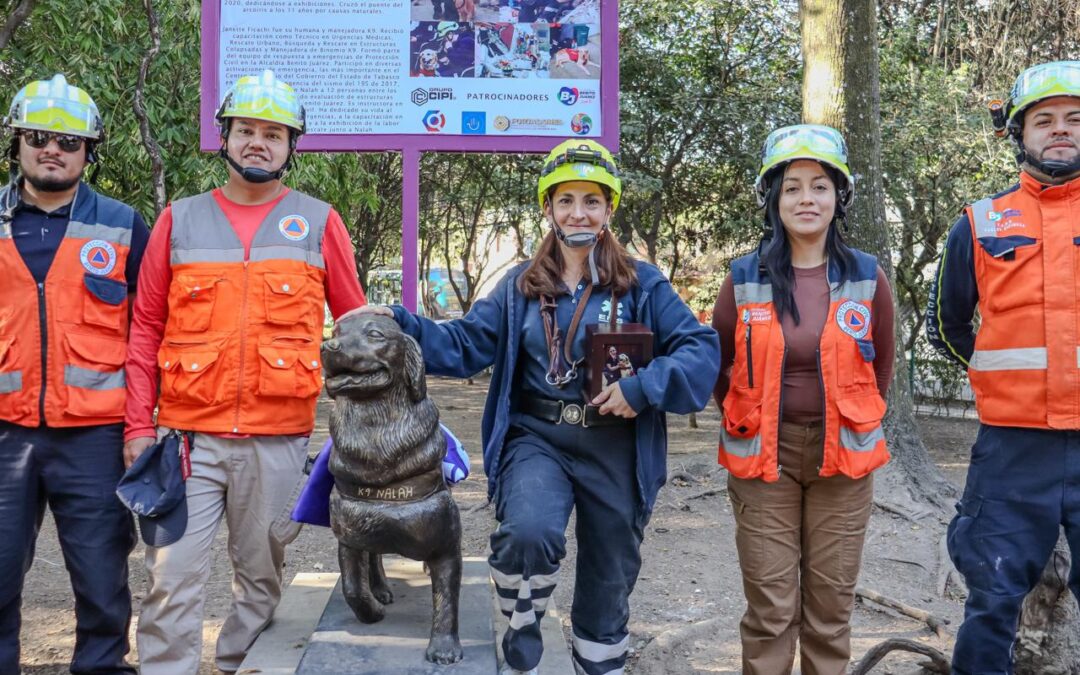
top-left (321, 313), bottom-right (463, 665)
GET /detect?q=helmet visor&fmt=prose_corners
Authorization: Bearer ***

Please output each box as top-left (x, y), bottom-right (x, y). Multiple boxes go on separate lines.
top-left (1009, 61), bottom-right (1080, 119)
top-left (761, 124), bottom-right (848, 169)
top-left (220, 81), bottom-right (304, 131)
top-left (11, 95), bottom-right (101, 139)
top-left (540, 145), bottom-right (619, 179)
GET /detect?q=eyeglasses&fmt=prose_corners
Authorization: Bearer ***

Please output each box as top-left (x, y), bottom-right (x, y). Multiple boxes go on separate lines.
top-left (540, 146), bottom-right (619, 178)
top-left (19, 129), bottom-right (86, 153)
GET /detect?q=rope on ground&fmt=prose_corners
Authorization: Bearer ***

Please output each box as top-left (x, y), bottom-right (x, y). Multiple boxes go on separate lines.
top-left (850, 638), bottom-right (950, 674)
top-left (856, 586), bottom-right (951, 640)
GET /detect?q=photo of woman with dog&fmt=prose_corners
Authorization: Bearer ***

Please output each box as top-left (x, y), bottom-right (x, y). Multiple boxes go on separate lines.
top-left (355, 138), bottom-right (719, 675)
top-left (712, 124), bottom-right (895, 674)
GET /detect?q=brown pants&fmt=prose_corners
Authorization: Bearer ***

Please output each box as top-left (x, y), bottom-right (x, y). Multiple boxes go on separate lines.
top-left (728, 421), bottom-right (874, 675)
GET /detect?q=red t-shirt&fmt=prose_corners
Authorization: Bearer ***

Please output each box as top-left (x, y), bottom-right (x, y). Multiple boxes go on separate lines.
top-left (123, 188), bottom-right (367, 442)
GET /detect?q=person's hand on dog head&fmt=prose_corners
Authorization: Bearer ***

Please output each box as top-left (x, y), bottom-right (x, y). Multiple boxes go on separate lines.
top-left (338, 304), bottom-right (393, 324)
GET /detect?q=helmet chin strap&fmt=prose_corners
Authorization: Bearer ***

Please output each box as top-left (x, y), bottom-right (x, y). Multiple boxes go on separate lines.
top-left (1011, 131), bottom-right (1080, 179)
top-left (221, 148), bottom-right (291, 183)
top-left (550, 219), bottom-right (606, 286)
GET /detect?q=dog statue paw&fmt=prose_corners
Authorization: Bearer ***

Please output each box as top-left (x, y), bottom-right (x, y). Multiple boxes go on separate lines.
top-left (322, 314), bottom-right (464, 664)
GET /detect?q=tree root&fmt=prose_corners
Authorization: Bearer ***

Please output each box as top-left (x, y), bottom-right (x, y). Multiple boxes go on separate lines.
top-left (856, 586), bottom-right (951, 640)
top-left (850, 638), bottom-right (950, 674)
top-left (872, 495), bottom-right (933, 523)
top-left (631, 616), bottom-right (723, 675)
top-left (462, 499), bottom-right (491, 514)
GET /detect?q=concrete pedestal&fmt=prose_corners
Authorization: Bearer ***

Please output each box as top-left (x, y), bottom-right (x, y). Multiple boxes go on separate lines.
top-left (238, 556), bottom-right (573, 674)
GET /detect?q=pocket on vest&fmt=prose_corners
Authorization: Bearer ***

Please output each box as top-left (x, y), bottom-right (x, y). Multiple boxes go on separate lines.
top-left (723, 390), bottom-right (763, 438)
top-left (256, 338), bottom-right (322, 398)
top-left (0, 336), bottom-right (23, 395)
top-left (839, 338), bottom-right (878, 389)
top-left (158, 339), bottom-right (226, 405)
top-left (63, 332), bottom-right (126, 417)
top-left (263, 274), bottom-right (313, 326)
top-left (82, 275), bottom-right (128, 332)
top-left (173, 275), bottom-right (221, 333)
top-left (975, 235), bottom-right (1041, 314)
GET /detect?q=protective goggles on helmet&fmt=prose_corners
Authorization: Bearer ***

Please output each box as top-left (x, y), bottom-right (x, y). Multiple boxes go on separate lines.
top-left (216, 71), bottom-right (306, 133)
top-left (539, 146), bottom-right (620, 180)
top-left (756, 124), bottom-right (854, 208)
top-left (6, 75), bottom-right (103, 140)
top-left (1006, 61), bottom-right (1080, 123)
top-left (18, 129), bottom-right (85, 153)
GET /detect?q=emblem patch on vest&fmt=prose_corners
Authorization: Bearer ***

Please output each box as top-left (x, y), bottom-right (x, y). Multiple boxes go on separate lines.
top-left (743, 307), bottom-right (772, 323)
top-left (278, 215), bottom-right (310, 241)
top-left (79, 240), bottom-right (117, 276)
top-left (835, 300), bottom-right (870, 339)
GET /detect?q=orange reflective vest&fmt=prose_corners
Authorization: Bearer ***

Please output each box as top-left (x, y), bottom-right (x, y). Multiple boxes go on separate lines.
top-left (963, 172), bottom-right (1080, 429)
top-left (0, 182), bottom-right (136, 427)
top-left (155, 191), bottom-right (329, 435)
top-left (718, 250), bottom-right (889, 482)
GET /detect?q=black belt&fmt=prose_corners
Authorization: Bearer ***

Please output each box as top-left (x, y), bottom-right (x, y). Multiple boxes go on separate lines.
top-left (520, 396), bottom-right (632, 428)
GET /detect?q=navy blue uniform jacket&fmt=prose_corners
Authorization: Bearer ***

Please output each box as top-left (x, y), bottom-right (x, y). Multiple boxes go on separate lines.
top-left (391, 260), bottom-right (721, 517)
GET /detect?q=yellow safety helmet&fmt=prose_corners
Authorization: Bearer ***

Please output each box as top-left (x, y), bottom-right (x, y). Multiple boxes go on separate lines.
top-left (536, 139), bottom-right (622, 212)
top-left (216, 70), bottom-right (305, 135)
top-left (5, 74), bottom-right (103, 140)
top-left (755, 124), bottom-right (854, 208)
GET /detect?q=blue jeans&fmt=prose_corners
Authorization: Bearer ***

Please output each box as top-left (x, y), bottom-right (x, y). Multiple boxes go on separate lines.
top-left (0, 422), bottom-right (136, 674)
top-left (949, 424), bottom-right (1080, 675)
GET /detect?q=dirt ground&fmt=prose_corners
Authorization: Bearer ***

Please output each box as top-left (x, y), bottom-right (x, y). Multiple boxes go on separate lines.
top-left (19, 377), bottom-right (981, 674)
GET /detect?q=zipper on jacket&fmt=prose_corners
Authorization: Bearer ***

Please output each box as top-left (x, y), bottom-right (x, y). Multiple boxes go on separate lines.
top-left (816, 347), bottom-right (826, 476)
top-left (776, 345), bottom-right (787, 477)
top-left (37, 282), bottom-right (47, 423)
top-left (232, 260), bottom-right (250, 433)
top-left (743, 312), bottom-right (754, 388)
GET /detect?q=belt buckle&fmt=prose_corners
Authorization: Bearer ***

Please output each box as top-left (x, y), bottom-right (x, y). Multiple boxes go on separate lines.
top-left (560, 403), bottom-right (584, 426)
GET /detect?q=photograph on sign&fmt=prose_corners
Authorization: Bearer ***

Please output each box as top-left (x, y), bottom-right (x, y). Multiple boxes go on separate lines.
top-left (203, 0), bottom-right (616, 150)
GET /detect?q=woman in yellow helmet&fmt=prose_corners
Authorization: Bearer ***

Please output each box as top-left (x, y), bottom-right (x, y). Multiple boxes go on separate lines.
top-left (358, 138), bottom-right (719, 674)
top-left (713, 124), bottom-right (895, 674)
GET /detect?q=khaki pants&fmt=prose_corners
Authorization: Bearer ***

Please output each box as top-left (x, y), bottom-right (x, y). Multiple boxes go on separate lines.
top-left (136, 432), bottom-right (308, 674)
top-left (728, 421), bottom-right (873, 675)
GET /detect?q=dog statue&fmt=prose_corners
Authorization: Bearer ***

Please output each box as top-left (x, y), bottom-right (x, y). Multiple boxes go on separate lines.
top-left (321, 314), bottom-right (463, 665)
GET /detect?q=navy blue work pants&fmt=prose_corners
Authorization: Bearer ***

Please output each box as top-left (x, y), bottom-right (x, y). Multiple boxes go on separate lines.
top-left (949, 424), bottom-right (1080, 675)
top-left (0, 422), bottom-right (136, 674)
top-left (489, 415), bottom-right (644, 674)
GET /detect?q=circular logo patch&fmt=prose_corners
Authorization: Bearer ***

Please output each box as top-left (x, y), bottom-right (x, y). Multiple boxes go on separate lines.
top-left (278, 215), bottom-right (310, 241)
top-left (835, 300), bottom-right (871, 339)
top-left (79, 240), bottom-right (117, 276)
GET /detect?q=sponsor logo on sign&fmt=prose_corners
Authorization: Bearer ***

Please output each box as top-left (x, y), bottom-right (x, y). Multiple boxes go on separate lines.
top-left (80, 240), bottom-right (117, 276)
top-left (493, 115), bottom-right (511, 131)
top-left (570, 113), bottom-right (592, 135)
top-left (558, 87), bottom-right (580, 105)
top-left (279, 215), bottom-right (310, 241)
top-left (411, 88), bottom-right (454, 106)
top-left (423, 110), bottom-right (446, 132)
top-left (835, 300), bottom-right (871, 339)
top-left (462, 111), bottom-right (486, 134)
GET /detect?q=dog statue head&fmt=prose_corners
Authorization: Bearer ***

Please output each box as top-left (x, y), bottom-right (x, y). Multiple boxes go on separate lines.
top-left (322, 314), bottom-right (426, 403)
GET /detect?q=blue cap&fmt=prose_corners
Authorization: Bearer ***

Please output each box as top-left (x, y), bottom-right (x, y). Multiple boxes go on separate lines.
top-left (116, 433), bottom-right (188, 547)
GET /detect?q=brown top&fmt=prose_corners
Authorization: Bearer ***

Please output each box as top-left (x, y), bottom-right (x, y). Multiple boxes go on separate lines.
top-left (711, 263), bottom-right (895, 422)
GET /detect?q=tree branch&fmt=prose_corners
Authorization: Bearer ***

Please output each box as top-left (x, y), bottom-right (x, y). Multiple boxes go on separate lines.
top-left (133, 0), bottom-right (166, 217)
top-left (0, 0), bottom-right (37, 50)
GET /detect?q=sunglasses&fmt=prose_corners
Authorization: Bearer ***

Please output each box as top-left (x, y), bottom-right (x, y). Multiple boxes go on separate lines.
top-left (19, 129), bottom-right (86, 153)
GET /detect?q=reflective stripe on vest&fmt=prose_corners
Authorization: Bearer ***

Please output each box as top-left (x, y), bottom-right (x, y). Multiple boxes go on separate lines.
top-left (970, 347), bottom-right (1047, 371)
top-left (0, 371), bottom-right (22, 394)
top-left (840, 425), bottom-right (885, 452)
top-left (719, 427), bottom-right (761, 458)
top-left (64, 365), bottom-right (125, 389)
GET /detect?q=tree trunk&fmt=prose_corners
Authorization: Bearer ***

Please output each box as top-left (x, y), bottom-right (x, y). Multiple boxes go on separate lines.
top-left (1014, 532), bottom-right (1080, 673)
top-left (800, 0), bottom-right (956, 516)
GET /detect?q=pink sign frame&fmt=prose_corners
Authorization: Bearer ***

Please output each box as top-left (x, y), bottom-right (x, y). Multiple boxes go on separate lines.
top-left (200, 0), bottom-right (620, 310)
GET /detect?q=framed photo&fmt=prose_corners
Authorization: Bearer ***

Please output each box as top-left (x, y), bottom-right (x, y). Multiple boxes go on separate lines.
top-left (585, 323), bottom-right (653, 400)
